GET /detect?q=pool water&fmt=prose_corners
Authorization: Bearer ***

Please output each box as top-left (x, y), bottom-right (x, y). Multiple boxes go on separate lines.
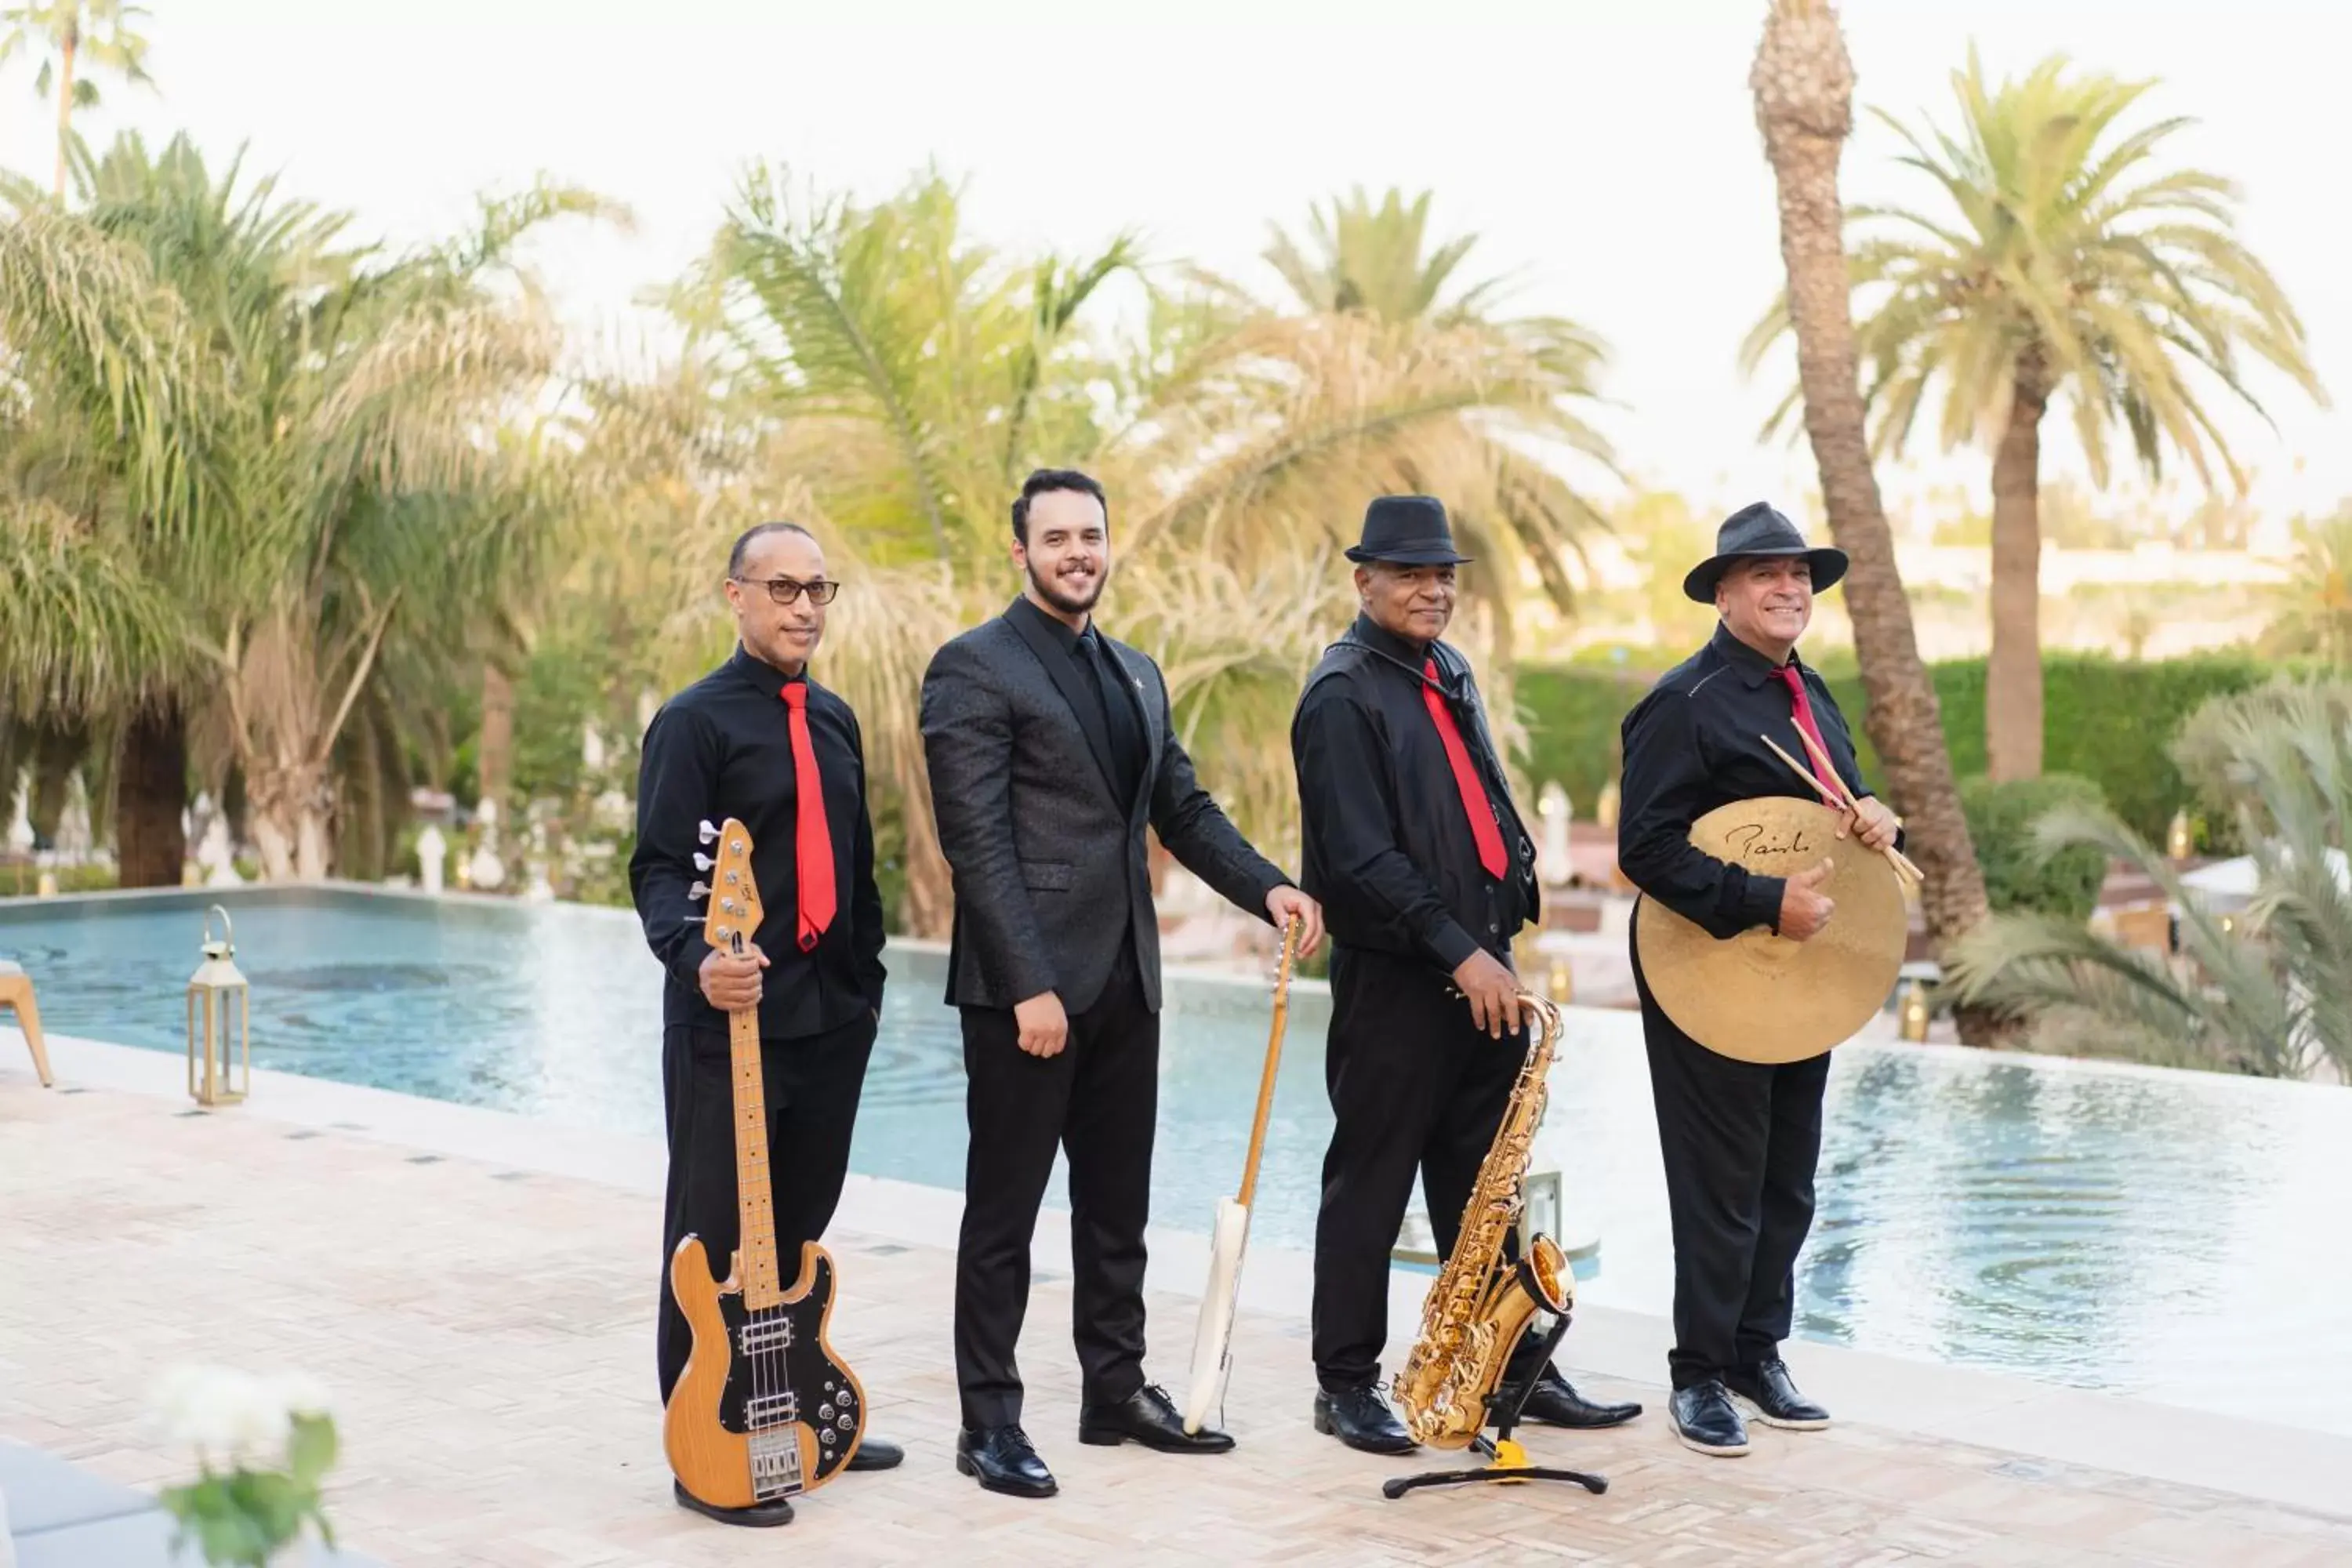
top-left (8, 885), bottom-right (2349, 1439)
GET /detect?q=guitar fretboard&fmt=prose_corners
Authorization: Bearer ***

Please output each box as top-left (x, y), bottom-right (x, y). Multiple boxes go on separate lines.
top-left (731, 1005), bottom-right (784, 1309)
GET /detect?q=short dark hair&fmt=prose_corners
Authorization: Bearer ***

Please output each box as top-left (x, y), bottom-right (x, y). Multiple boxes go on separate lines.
top-left (1011, 468), bottom-right (1107, 546)
top-left (727, 521), bottom-right (815, 578)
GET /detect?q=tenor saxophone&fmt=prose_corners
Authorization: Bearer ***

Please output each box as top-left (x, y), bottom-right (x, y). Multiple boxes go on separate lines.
top-left (1392, 991), bottom-right (1573, 1450)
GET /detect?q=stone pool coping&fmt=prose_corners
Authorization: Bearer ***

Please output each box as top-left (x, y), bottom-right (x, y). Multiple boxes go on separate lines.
top-left (9, 1019), bottom-right (2348, 1523)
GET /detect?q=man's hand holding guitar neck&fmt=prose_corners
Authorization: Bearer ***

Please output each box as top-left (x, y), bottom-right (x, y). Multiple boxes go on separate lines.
top-left (699, 943), bottom-right (769, 1012)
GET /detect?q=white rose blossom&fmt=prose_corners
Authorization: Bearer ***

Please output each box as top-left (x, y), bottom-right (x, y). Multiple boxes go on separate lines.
top-left (150, 1366), bottom-right (333, 1468)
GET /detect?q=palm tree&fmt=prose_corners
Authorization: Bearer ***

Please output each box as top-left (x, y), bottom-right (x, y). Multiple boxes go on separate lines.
top-left (669, 167), bottom-right (1615, 935)
top-left (1265, 187), bottom-right (1505, 325)
top-left (0, 1), bottom-right (154, 197)
top-left (1750, 0), bottom-right (1997, 1042)
top-left (2256, 506), bottom-right (2352, 666)
top-left (1944, 683), bottom-right (2352, 1080)
top-left (1258, 185), bottom-right (1614, 644)
top-left (3, 133), bottom-right (604, 880)
top-left (1746, 49), bottom-right (2323, 780)
top-left (0, 181), bottom-right (210, 879)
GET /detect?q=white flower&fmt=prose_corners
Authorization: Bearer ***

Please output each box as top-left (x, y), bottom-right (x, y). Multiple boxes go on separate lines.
top-left (150, 1366), bottom-right (333, 1468)
top-left (265, 1372), bottom-right (332, 1421)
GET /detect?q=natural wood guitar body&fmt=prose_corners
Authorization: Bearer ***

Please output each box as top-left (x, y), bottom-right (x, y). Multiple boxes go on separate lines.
top-left (663, 1238), bottom-right (864, 1506)
top-left (660, 815), bottom-right (869, 1512)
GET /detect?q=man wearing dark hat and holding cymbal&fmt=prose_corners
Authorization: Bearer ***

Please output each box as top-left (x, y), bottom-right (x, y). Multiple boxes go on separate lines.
top-left (1292, 495), bottom-right (1643, 1454)
top-left (1617, 501), bottom-right (1903, 1457)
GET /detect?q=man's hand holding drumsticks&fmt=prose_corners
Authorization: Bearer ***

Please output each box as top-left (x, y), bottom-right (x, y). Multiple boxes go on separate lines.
top-left (1758, 728), bottom-right (1923, 889)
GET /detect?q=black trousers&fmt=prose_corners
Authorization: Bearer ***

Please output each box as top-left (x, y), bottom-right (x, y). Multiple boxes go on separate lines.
top-left (954, 944), bottom-right (1158, 1429)
top-left (1632, 938), bottom-right (1830, 1389)
top-left (1311, 946), bottom-right (1547, 1393)
top-left (656, 1012), bottom-right (877, 1403)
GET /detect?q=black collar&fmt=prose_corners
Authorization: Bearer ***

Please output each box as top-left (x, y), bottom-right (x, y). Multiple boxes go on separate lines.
top-left (1711, 622), bottom-right (1802, 689)
top-left (1009, 593), bottom-right (1097, 656)
top-left (1343, 612), bottom-right (1457, 692)
top-left (730, 644), bottom-right (808, 696)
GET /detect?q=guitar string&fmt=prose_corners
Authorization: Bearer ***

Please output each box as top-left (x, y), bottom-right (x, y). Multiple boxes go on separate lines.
top-left (744, 993), bottom-right (775, 1494)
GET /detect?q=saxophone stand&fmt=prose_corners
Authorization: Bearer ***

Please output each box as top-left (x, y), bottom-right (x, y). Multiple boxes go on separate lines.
top-left (1380, 1315), bottom-right (1610, 1501)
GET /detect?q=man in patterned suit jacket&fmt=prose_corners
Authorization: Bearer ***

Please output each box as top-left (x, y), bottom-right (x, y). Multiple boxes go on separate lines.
top-left (920, 468), bottom-right (1324, 1499)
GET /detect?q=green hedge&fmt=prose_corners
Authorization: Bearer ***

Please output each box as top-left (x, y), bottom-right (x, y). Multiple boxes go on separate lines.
top-left (1957, 772), bottom-right (2109, 919)
top-left (1515, 650), bottom-right (2274, 846)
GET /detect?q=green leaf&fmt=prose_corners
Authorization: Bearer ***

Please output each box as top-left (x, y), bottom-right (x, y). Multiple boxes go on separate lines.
top-left (287, 1412), bottom-right (339, 1486)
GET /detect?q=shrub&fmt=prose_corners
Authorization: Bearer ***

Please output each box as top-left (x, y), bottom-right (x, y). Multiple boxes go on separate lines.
top-left (1956, 773), bottom-right (2110, 920)
top-left (1514, 650), bottom-right (2277, 846)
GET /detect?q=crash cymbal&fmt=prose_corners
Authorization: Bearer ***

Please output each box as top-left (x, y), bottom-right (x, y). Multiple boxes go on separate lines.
top-left (1633, 795), bottom-right (1907, 1065)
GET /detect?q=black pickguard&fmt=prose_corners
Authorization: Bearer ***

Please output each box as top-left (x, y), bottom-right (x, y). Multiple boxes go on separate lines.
top-left (711, 1250), bottom-right (863, 1486)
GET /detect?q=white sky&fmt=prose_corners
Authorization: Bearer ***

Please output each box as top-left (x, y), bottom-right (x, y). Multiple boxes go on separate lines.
top-left (7, 0), bottom-right (2343, 534)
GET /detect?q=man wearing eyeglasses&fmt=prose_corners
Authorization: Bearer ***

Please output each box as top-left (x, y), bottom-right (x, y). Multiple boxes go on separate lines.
top-left (629, 521), bottom-right (900, 1528)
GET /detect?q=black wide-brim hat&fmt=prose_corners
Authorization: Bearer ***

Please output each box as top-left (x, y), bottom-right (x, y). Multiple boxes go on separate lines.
top-left (1682, 501), bottom-right (1849, 603)
top-left (1343, 494), bottom-right (1474, 567)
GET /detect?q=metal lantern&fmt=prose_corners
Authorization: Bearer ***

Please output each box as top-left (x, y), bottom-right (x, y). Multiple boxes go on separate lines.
top-left (2166, 808), bottom-right (2194, 862)
top-left (1898, 978), bottom-right (1932, 1043)
top-left (187, 904), bottom-right (250, 1107)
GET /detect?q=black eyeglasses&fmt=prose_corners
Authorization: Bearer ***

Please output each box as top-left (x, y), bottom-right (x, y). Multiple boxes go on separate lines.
top-left (731, 575), bottom-right (840, 606)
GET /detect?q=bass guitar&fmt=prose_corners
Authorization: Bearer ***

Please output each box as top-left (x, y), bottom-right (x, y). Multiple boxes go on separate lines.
top-left (664, 815), bottom-right (866, 1509)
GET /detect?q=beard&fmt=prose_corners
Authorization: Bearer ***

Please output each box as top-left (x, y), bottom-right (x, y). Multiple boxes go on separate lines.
top-left (1026, 556), bottom-right (1107, 616)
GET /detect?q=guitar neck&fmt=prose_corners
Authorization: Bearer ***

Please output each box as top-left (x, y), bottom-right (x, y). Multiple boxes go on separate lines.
top-left (729, 1004), bottom-right (785, 1310)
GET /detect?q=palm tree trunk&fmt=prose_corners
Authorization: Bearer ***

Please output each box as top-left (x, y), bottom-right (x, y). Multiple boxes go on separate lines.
top-left (478, 661), bottom-right (514, 818)
top-left (1751, 0), bottom-right (1998, 1043)
top-left (1986, 363), bottom-right (2049, 781)
top-left (333, 710), bottom-right (385, 881)
top-left (115, 696), bottom-right (189, 887)
top-left (249, 756), bottom-right (335, 880)
top-left (27, 718), bottom-right (88, 847)
top-left (52, 33), bottom-right (75, 199)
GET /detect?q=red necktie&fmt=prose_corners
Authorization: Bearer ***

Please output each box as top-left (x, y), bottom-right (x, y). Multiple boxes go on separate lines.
top-left (1774, 665), bottom-right (1840, 806)
top-left (1422, 659), bottom-right (1508, 880)
top-left (780, 683), bottom-right (836, 952)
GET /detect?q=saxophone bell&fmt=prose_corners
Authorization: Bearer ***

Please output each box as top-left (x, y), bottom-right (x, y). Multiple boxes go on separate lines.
top-left (1518, 1234), bottom-right (1571, 1317)
top-left (1393, 993), bottom-right (1577, 1451)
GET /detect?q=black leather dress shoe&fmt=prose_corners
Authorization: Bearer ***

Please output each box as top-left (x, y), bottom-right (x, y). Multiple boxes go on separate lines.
top-left (1515, 1371), bottom-right (1643, 1430)
top-left (1726, 1359), bottom-right (1831, 1430)
top-left (1669, 1381), bottom-right (1750, 1457)
top-left (672, 1478), bottom-right (793, 1526)
top-left (1078, 1383), bottom-right (1236, 1454)
top-left (1312, 1384), bottom-right (1417, 1455)
top-left (955, 1425), bottom-right (1058, 1498)
top-left (847, 1434), bottom-right (905, 1471)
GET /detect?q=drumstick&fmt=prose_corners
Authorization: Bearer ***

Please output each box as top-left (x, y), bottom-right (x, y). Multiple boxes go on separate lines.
top-left (1759, 731), bottom-right (1923, 887)
top-left (1786, 726), bottom-right (1929, 886)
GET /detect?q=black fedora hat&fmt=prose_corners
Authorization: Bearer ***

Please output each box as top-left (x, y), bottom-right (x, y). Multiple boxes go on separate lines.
top-left (1682, 502), bottom-right (1849, 603)
top-left (1343, 495), bottom-right (1475, 567)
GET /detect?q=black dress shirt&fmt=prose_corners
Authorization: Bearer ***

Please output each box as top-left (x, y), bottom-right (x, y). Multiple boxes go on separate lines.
top-left (1292, 615), bottom-right (1538, 972)
top-left (630, 645), bottom-right (887, 1039)
top-left (1007, 597), bottom-right (1146, 806)
top-left (1617, 622), bottom-right (1890, 941)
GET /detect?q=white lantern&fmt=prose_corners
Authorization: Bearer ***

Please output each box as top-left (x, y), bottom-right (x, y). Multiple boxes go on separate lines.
top-left (186, 905), bottom-right (250, 1107)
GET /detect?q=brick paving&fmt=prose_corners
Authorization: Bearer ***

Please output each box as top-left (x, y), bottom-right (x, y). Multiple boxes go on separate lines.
top-left (5, 1082), bottom-right (2351, 1566)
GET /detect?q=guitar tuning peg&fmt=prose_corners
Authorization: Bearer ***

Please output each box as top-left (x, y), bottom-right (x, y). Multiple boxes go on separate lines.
top-left (693, 852), bottom-right (714, 872)
top-left (698, 819), bottom-right (719, 845)
top-left (688, 880), bottom-right (711, 901)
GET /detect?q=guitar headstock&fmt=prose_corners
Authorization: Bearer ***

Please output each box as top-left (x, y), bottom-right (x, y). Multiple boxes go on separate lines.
top-left (692, 817), bottom-right (764, 952)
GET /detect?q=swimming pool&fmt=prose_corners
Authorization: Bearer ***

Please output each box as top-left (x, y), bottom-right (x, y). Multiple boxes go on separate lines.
top-left (7, 884), bottom-right (2347, 1439)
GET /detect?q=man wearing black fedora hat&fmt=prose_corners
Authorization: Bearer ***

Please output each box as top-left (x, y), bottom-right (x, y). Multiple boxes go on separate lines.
top-left (1616, 500), bottom-right (1902, 1457)
top-left (1291, 495), bottom-right (1642, 1454)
